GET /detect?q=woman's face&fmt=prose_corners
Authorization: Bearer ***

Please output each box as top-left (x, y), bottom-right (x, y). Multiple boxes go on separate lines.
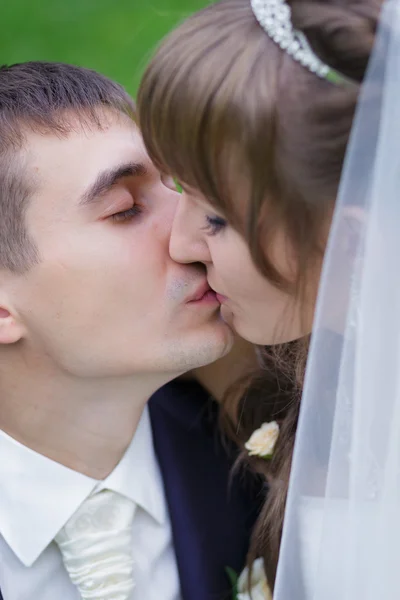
top-left (169, 188), bottom-right (319, 345)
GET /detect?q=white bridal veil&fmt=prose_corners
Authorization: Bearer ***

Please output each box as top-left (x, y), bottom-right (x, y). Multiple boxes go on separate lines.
top-left (274, 0), bottom-right (400, 598)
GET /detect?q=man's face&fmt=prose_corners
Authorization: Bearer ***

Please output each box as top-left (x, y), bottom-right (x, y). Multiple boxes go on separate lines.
top-left (6, 111), bottom-right (232, 377)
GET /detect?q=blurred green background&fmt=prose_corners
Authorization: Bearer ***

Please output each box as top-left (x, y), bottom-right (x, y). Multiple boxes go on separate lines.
top-left (1, 0), bottom-right (208, 96)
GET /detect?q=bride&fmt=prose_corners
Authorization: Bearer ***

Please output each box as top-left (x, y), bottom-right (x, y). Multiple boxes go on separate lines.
top-left (137, 0), bottom-right (398, 597)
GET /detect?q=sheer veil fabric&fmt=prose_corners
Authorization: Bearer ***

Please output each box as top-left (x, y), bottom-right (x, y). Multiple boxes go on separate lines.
top-left (274, 1), bottom-right (400, 598)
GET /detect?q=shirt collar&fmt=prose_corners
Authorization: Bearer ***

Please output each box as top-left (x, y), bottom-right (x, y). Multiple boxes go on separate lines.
top-left (0, 405), bottom-right (166, 567)
top-left (97, 405), bottom-right (166, 525)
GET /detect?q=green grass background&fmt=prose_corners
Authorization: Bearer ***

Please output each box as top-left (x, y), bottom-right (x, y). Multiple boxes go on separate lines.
top-left (1, 0), bottom-right (208, 96)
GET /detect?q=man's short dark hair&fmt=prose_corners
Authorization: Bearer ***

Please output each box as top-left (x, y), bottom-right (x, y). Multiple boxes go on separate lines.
top-left (0, 61), bottom-right (136, 272)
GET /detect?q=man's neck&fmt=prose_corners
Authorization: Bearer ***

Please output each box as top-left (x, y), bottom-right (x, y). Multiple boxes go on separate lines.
top-left (0, 349), bottom-right (172, 479)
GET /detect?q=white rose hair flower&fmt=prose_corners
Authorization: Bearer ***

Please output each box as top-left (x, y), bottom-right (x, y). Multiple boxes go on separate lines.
top-left (237, 558), bottom-right (272, 600)
top-left (245, 421), bottom-right (279, 459)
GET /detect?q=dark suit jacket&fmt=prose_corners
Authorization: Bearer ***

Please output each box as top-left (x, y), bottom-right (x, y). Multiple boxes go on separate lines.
top-left (149, 379), bottom-right (262, 599)
top-left (0, 379), bottom-right (262, 600)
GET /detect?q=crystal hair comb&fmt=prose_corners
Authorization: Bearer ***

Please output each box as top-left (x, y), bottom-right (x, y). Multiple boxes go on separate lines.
top-left (250, 0), bottom-right (356, 86)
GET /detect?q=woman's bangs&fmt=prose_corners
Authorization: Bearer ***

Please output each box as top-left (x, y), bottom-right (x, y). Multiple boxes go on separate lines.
top-left (137, 21), bottom-right (247, 219)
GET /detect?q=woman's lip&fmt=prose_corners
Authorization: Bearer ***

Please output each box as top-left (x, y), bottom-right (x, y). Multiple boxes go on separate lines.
top-left (187, 289), bottom-right (219, 305)
top-left (216, 293), bottom-right (228, 304)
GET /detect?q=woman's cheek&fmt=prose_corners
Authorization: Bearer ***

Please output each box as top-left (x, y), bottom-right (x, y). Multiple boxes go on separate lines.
top-left (220, 304), bottom-right (234, 327)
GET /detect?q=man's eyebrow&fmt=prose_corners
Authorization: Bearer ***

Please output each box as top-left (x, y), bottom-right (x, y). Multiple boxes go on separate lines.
top-left (79, 162), bottom-right (148, 207)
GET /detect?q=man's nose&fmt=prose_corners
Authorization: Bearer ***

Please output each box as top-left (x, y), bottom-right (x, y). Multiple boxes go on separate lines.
top-left (156, 186), bottom-right (179, 238)
top-left (169, 196), bottom-right (211, 265)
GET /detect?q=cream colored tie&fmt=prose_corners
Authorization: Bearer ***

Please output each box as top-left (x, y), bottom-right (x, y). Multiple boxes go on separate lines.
top-left (55, 489), bottom-right (136, 600)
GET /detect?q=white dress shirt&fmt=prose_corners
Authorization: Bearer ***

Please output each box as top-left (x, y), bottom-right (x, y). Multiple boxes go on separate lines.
top-left (0, 406), bottom-right (181, 600)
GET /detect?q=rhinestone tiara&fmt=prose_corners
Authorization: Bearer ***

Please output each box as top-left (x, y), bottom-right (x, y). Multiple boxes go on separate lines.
top-left (250, 0), bottom-right (355, 86)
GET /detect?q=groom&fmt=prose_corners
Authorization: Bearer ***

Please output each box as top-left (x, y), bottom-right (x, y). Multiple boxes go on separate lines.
top-left (0, 62), bottom-right (260, 600)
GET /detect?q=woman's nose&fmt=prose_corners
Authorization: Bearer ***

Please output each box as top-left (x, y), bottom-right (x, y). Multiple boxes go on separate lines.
top-left (169, 195), bottom-right (211, 265)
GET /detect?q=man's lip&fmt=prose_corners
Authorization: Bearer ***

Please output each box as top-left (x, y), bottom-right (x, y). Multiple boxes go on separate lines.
top-left (186, 282), bottom-right (214, 303)
top-left (208, 282), bottom-right (228, 304)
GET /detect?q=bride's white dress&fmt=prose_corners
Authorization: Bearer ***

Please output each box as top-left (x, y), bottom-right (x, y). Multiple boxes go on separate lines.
top-left (298, 497), bottom-right (385, 599)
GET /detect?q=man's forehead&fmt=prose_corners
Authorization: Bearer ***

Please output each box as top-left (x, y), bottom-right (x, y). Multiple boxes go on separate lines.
top-left (27, 112), bottom-right (141, 154)
top-left (27, 115), bottom-right (149, 196)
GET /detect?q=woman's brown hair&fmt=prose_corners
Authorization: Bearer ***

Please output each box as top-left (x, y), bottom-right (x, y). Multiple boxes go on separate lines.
top-left (137, 0), bottom-right (381, 588)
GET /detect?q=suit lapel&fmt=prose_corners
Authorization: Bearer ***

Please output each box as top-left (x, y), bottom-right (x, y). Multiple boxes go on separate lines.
top-left (149, 379), bottom-right (262, 600)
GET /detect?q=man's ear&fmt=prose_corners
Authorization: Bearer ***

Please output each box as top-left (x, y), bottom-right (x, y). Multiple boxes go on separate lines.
top-left (0, 301), bottom-right (25, 344)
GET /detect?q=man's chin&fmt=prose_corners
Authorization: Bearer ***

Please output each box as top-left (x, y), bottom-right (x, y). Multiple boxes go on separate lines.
top-left (197, 322), bottom-right (234, 365)
top-left (178, 321), bottom-right (234, 371)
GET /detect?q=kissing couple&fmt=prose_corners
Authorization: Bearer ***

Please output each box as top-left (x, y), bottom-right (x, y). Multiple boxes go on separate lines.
top-left (0, 0), bottom-right (394, 598)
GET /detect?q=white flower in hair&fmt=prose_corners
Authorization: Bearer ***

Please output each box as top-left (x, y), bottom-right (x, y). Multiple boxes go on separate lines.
top-left (237, 558), bottom-right (272, 600)
top-left (245, 421), bottom-right (279, 459)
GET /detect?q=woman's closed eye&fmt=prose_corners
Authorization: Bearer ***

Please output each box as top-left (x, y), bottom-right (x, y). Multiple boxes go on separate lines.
top-left (202, 215), bottom-right (228, 236)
